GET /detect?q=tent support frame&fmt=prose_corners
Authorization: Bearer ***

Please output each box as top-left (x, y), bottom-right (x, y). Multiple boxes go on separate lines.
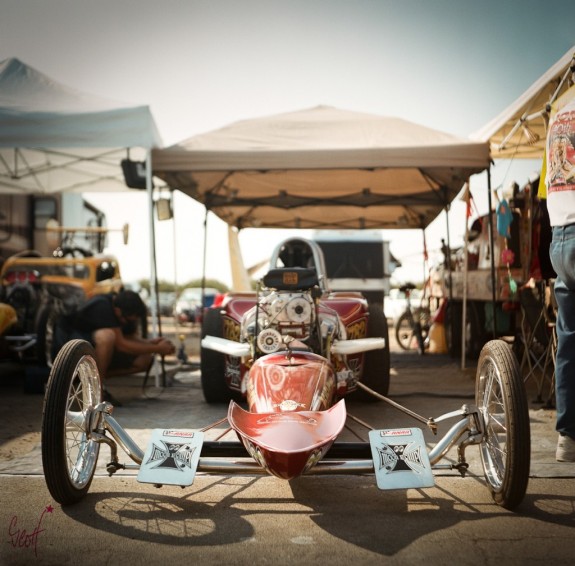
top-left (487, 166), bottom-right (497, 338)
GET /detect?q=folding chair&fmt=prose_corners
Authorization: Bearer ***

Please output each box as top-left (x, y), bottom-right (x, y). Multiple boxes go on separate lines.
top-left (516, 279), bottom-right (556, 407)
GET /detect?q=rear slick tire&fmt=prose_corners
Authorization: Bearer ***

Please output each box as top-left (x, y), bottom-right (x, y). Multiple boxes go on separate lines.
top-left (200, 308), bottom-right (232, 403)
top-left (475, 339), bottom-right (530, 510)
top-left (357, 303), bottom-right (391, 401)
top-left (42, 339), bottom-right (101, 505)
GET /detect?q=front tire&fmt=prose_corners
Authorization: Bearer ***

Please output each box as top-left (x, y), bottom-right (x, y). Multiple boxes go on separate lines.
top-left (476, 340), bottom-right (530, 509)
top-left (42, 339), bottom-right (101, 505)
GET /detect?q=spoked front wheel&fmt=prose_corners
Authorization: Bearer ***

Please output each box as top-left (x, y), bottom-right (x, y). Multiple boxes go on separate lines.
top-left (42, 339), bottom-right (102, 505)
top-left (476, 340), bottom-right (530, 509)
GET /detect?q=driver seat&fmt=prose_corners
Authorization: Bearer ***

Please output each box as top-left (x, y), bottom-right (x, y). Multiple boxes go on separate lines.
top-left (268, 237), bottom-right (330, 294)
top-left (263, 267), bottom-right (319, 291)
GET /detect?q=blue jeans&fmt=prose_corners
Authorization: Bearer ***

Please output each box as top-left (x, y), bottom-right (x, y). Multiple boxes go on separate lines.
top-left (550, 224), bottom-right (575, 439)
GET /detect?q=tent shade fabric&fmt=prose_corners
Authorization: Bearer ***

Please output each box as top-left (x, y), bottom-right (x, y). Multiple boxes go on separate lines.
top-left (0, 57), bottom-right (162, 194)
top-left (471, 46), bottom-right (575, 160)
top-left (152, 106), bottom-right (490, 230)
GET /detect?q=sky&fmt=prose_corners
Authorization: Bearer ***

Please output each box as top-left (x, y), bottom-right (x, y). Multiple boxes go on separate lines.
top-left (2, 0), bottom-right (575, 288)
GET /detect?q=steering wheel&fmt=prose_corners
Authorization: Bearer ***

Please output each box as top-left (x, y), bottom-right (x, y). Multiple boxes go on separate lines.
top-left (54, 247), bottom-right (93, 259)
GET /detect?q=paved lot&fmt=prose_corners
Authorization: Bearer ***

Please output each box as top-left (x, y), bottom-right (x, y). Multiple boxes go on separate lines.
top-left (1, 329), bottom-right (573, 565)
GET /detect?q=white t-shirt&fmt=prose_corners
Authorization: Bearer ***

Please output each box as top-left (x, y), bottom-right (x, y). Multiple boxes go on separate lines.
top-left (546, 97), bottom-right (575, 227)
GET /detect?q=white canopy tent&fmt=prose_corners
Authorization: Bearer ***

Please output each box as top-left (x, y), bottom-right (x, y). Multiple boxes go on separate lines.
top-left (471, 45), bottom-right (575, 160)
top-left (152, 106), bottom-right (490, 231)
top-left (0, 57), bottom-right (163, 326)
top-left (0, 57), bottom-right (161, 194)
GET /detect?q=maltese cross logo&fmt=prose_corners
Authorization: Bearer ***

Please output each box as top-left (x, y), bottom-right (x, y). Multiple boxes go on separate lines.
top-left (376, 442), bottom-right (426, 474)
top-left (145, 441), bottom-right (196, 472)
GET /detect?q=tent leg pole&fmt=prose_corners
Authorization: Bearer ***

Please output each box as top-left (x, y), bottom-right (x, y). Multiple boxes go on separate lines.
top-left (146, 150), bottom-right (159, 338)
top-left (201, 208), bottom-right (209, 312)
top-left (444, 205), bottom-right (461, 361)
top-left (487, 166), bottom-right (497, 338)
top-left (461, 183), bottom-right (471, 370)
top-left (445, 205), bottom-right (453, 302)
top-left (422, 229), bottom-right (426, 285)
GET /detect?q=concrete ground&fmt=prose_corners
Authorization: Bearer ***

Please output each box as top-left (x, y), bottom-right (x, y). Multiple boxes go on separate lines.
top-left (0, 322), bottom-right (573, 565)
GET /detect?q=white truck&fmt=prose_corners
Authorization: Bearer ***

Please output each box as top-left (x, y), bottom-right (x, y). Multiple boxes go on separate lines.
top-left (312, 230), bottom-right (395, 307)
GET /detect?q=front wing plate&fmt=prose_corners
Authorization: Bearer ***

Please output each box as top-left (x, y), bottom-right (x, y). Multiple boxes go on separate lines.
top-left (138, 429), bottom-right (204, 486)
top-left (369, 428), bottom-right (434, 490)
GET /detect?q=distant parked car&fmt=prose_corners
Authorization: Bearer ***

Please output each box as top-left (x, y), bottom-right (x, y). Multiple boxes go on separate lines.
top-left (174, 287), bottom-right (219, 324)
top-left (0, 247), bottom-right (124, 391)
top-left (144, 291), bottom-right (176, 317)
top-left (158, 292), bottom-right (176, 317)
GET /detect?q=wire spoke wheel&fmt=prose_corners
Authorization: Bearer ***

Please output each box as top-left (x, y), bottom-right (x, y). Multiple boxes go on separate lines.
top-left (395, 309), bottom-right (428, 354)
top-left (42, 339), bottom-right (102, 505)
top-left (395, 312), bottom-right (416, 350)
top-left (475, 340), bottom-right (530, 509)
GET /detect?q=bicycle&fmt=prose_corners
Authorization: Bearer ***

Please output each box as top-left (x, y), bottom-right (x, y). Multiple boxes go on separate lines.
top-left (394, 283), bottom-right (431, 355)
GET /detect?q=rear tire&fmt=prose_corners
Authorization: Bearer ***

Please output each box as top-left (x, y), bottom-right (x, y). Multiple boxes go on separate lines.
top-left (445, 300), bottom-right (462, 358)
top-left (446, 300), bottom-right (485, 360)
top-left (42, 340), bottom-right (101, 505)
top-left (200, 308), bottom-right (232, 403)
top-left (476, 340), bottom-right (530, 509)
top-left (465, 302), bottom-right (485, 359)
top-left (35, 302), bottom-right (57, 367)
top-left (357, 303), bottom-right (390, 401)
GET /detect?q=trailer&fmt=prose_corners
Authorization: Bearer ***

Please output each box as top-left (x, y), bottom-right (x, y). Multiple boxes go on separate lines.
top-left (0, 193), bottom-right (107, 260)
top-left (433, 176), bottom-right (553, 359)
top-left (312, 230), bottom-right (395, 307)
top-left (0, 194), bottom-right (125, 390)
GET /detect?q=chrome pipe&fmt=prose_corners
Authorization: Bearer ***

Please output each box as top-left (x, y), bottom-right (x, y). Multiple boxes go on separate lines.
top-left (307, 460), bottom-right (374, 474)
top-left (6, 337), bottom-right (37, 352)
top-left (428, 418), bottom-right (470, 465)
top-left (198, 459), bottom-right (268, 474)
top-left (103, 414), bottom-right (145, 464)
top-left (197, 458), bottom-right (375, 475)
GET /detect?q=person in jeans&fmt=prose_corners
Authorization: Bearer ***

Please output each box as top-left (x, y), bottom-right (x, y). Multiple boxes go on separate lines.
top-left (546, 95), bottom-right (575, 462)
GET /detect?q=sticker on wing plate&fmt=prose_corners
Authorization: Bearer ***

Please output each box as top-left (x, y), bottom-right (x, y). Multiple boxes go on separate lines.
top-left (368, 428), bottom-right (434, 490)
top-left (138, 429), bottom-right (204, 486)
